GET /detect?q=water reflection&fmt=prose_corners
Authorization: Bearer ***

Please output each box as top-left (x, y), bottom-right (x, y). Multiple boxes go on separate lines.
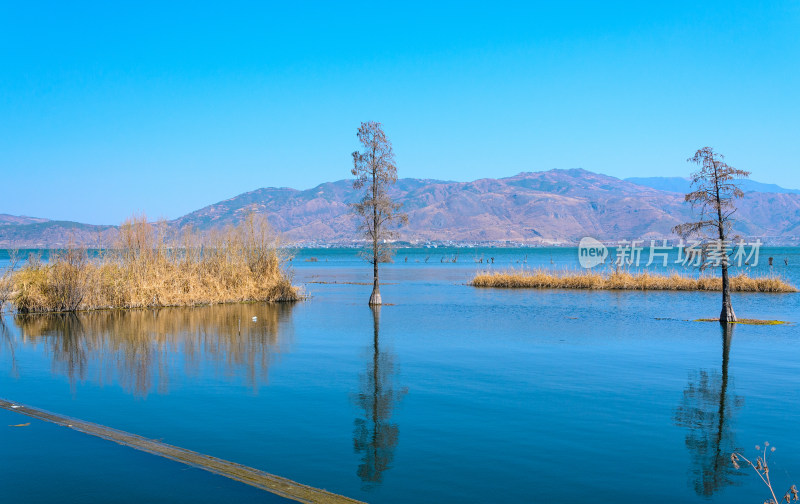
top-left (353, 306), bottom-right (406, 487)
top-left (13, 303), bottom-right (294, 397)
top-left (1, 315), bottom-right (19, 378)
top-left (674, 323), bottom-right (744, 496)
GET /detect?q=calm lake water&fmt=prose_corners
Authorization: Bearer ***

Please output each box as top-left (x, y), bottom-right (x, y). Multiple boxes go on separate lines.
top-left (2, 247), bottom-right (800, 503)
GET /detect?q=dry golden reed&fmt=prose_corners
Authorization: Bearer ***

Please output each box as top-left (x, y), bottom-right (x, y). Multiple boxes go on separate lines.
top-left (0, 262), bottom-right (13, 308)
top-left (10, 214), bottom-right (299, 313)
top-left (471, 268), bottom-right (797, 293)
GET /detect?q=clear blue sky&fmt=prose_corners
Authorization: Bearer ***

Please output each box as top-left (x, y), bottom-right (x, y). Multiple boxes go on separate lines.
top-left (2, 1), bottom-right (799, 224)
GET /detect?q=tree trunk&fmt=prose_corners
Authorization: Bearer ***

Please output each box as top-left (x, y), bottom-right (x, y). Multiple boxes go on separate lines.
top-left (369, 160), bottom-right (381, 306)
top-left (719, 263), bottom-right (736, 323)
top-left (369, 260), bottom-right (381, 305)
top-left (713, 168), bottom-right (736, 324)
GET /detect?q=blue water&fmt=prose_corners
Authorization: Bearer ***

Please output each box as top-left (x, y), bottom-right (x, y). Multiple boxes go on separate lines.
top-left (1, 248), bottom-right (800, 503)
top-left (0, 409), bottom-right (291, 503)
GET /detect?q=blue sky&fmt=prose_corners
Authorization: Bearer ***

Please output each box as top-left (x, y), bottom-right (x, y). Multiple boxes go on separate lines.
top-left (2, 1), bottom-right (799, 224)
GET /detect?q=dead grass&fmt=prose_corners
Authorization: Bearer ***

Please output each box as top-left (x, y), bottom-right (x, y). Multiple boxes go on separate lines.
top-left (0, 269), bottom-right (11, 311)
top-left (10, 214), bottom-right (300, 313)
top-left (0, 250), bottom-right (19, 311)
top-left (471, 269), bottom-right (798, 293)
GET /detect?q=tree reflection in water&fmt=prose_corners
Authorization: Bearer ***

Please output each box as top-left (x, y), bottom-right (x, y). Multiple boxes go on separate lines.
top-left (13, 303), bottom-right (294, 396)
top-left (674, 323), bottom-right (744, 496)
top-left (353, 306), bottom-right (406, 488)
top-left (0, 315), bottom-right (19, 379)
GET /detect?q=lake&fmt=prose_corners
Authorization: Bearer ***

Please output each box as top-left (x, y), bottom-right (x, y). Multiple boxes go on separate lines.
top-left (2, 247), bottom-right (800, 503)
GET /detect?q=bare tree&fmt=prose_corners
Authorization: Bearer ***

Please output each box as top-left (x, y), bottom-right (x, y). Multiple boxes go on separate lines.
top-left (673, 147), bottom-right (750, 323)
top-left (351, 121), bottom-right (407, 305)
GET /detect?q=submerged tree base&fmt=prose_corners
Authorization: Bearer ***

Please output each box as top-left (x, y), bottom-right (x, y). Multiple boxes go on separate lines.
top-left (471, 269), bottom-right (797, 293)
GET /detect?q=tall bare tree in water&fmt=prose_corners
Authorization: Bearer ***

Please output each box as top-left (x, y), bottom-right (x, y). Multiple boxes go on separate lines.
top-left (351, 121), bottom-right (407, 305)
top-left (673, 147), bottom-right (750, 323)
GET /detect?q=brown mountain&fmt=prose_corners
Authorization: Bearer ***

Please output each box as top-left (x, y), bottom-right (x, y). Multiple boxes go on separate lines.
top-left (0, 218), bottom-right (116, 248)
top-left (172, 169), bottom-right (800, 245)
top-left (3, 169), bottom-right (800, 247)
top-left (0, 214), bottom-right (50, 226)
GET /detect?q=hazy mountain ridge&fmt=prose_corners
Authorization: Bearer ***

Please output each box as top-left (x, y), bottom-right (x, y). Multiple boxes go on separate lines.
top-left (626, 176), bottom-right (800, 195)
top-left (3, 170), bottom-right (800, 247)
top-left (0, 220), bottom-right (116, 248)
top-left (0, 214), bottom-right (50, 226)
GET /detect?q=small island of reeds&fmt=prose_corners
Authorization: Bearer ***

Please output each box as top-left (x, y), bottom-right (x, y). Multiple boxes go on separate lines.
top-left (471, 269), bottom-right (797, 293)
top-left (3, 214), bottom-right (299, 313)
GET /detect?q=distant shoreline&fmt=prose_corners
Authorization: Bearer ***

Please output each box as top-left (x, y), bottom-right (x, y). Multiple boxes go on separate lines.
top-left (5, 241), bottom-right (800, 252)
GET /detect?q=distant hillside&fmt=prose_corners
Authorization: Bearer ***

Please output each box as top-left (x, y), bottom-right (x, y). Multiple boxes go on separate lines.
top-left (0, 220), bottom-right (115, 248)
top-left (3, 169), bottom-right (800, 247)
top-left (171, 177), bottom-right (445, 242)
top-left (174, 168), bottom-right (800, 244)
top-left (626, 176), bottom-right (800, 195)
top-left (0, 214), bottom-right (50, 226)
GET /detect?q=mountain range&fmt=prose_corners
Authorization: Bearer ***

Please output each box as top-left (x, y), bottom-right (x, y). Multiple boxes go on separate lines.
top-left (3, 169), bottom-right (800, 248)
top-left (625, 177), bottom-right (800, 195)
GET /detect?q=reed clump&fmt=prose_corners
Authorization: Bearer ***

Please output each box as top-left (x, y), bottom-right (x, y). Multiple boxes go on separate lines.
top-left (11, 214), bottom-right (300, 313)
top-left (0, 251), bottom-right (17, 311)
top-left (471, 269), bottom-right (797, 293)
